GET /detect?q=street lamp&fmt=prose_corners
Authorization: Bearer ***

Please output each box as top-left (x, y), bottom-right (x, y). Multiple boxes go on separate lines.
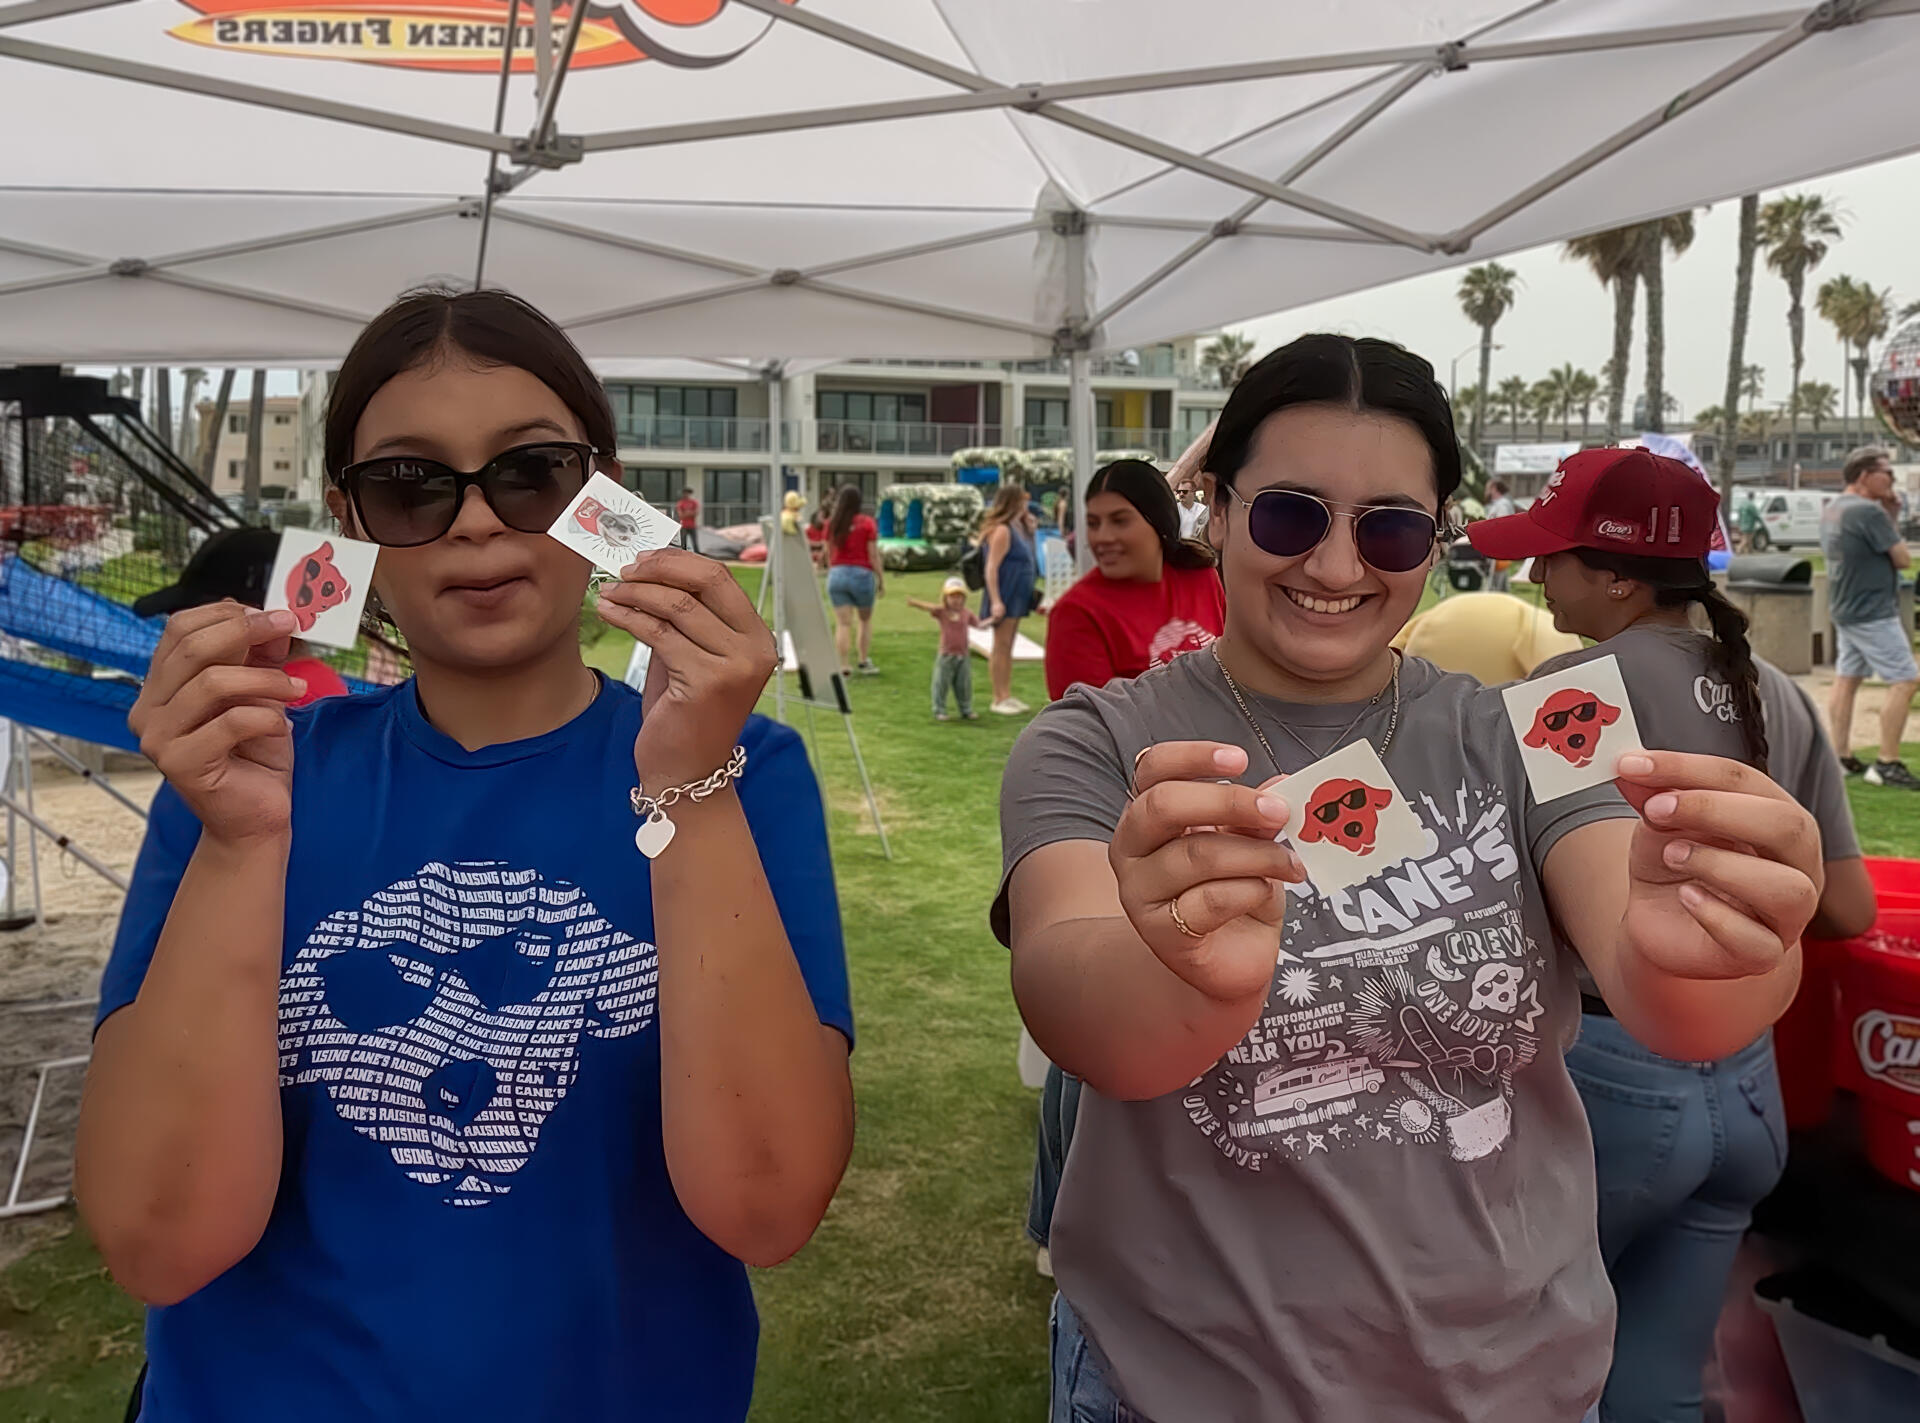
top-left (1449, 340), bottom-right (1500, 400)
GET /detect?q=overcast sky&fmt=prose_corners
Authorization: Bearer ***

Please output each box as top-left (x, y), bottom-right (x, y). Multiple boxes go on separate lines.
top-left (1238, 150), bottom-right (1920, 425)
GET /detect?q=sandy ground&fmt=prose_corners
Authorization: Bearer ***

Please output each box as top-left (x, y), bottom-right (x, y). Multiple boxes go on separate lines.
top-left (1792, 667), bottom-right (1920, 755)
top-left (0, 757), bottom-right (158, 1269)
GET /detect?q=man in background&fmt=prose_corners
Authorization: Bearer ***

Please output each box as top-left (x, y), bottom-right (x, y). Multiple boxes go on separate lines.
top-left (675, 486), bottom-right (701, 553)
top-left (1173, 473), bottom-right (1208, 541)
top-left (1821, 445), bottom-right (1918, 787)
top-left (1483, 479), bottom-right (1517, 590)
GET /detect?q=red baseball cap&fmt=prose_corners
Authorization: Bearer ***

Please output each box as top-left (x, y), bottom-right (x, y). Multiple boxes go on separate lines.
top-left (1468, 447), bottom-right (1722, 561)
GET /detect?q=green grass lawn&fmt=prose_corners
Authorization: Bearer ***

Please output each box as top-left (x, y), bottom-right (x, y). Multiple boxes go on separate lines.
top-left (5, 567), bottom-right (1919, 1422)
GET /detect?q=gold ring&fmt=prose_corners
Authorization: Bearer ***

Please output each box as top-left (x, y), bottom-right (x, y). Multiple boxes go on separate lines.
top-left (1128, 745), bottom-right (1154, 800)
top-left (1168, 899), bottom-right (1203, 939)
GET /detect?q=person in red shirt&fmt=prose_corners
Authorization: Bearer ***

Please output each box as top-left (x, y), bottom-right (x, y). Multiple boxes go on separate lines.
top-left (132, 526), bottom-right (350, 706)
top-left (819, 485), bottom-right (885, 675)
top-left (1043, 458), bottom-right (1225, 702)
top-left (674, 487), bottom-right (700, 553)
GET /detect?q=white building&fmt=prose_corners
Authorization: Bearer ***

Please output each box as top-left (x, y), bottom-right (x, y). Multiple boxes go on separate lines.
top-left (606, 335), bottom-right (1231, 525)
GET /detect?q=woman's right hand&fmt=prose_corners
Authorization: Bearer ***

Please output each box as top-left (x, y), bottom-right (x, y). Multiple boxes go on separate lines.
top-left (991, 597), bottom-right (1007, 621)
top-left (1109, 743), bottom-right (1303, 1005)
top-left (128, 602), bottom-right (306, 847)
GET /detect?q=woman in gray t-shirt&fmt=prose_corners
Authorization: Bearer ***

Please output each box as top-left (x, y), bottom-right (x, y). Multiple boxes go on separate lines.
top-left (996, 337), bottom-right (1825, 1423)
top-left (1469, 450), bottom-right (1874, 1423)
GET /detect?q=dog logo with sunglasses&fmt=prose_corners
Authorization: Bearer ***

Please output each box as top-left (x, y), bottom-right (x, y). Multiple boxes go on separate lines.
top-left (1299, 778), bottom-right (1395, 855)
top-left (1523, 688), bottom-right (1621, 768)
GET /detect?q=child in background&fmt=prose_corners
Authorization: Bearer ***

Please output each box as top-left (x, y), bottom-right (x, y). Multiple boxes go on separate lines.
top-left (908, 576), bottom-right (991, 721)
top-left (780, 490), bottom-right (805, 535)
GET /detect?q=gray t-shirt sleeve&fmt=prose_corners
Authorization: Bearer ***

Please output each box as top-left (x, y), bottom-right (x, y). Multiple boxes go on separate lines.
top-left (992, 691), bottom-right (1131, 946)
top-left (1850, 499), bottom-right (1900, 555)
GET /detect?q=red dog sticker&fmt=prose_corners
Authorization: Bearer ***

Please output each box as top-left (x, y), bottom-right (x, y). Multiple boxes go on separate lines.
top-left (1523, 687), bottom-right (1621, 768)
top-left (1299, 778), bottom-right (1394, 855)
top-left (285, 540), bottom-right (350, 633)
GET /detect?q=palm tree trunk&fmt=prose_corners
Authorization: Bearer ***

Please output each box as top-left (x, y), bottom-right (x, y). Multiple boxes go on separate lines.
top-left (155, 367), bottom-right (174, 452)
top-left (1606, 274), bottom-right (1634, 440)
top-left (201, 369), bottom-right (235, 485)
top-left (1853, 342), bottom-right (1871, 443)
top-left (1787, 273), bottom-right (1806, 489)
top-left (1473, 327), bottom-right (1492, 456)
top-left (1641, 227), bottom-right (1666, 435)
top-left (244, 371), bottom-right (267, 518)
top-left (1717, 195), bottom-right (1758, 508)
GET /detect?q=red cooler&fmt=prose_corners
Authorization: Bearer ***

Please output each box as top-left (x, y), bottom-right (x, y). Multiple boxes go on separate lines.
top-left (1837, 925), bottom-right (1920, 1193)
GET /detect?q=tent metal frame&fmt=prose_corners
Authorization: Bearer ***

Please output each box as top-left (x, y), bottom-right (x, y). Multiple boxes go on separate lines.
top-left (3, 0), bottom-right (1912, 358)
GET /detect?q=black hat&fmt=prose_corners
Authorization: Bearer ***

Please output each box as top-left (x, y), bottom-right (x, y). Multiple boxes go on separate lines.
top-left (133, 526), bottom-right (281, 617)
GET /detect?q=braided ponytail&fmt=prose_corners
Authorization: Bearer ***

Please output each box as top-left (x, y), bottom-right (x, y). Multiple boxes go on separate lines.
top-left (1656, 583), bottom-right (1769, 770)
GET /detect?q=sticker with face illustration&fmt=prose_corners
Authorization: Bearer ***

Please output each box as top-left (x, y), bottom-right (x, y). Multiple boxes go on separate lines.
top-left (1502, 653), bottom-right (1645, 803)
top-left (1279, 739), bottom-right (1427, 894)
top-left (546, 472), bottom-right (682, 574)
top-left (264, 527), bottom-right (378, 650)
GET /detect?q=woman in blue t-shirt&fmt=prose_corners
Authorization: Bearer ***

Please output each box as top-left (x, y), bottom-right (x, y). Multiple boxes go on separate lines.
top-left (75, 289), bottom-right (855, 1423)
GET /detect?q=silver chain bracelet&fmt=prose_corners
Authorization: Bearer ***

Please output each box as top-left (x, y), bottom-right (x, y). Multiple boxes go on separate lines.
top-left (629, 745), bottom-right (748, 859)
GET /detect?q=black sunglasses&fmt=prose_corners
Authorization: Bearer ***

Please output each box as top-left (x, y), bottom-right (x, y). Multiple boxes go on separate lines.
top-left (333, 442), bottom-right (600, 549)
top-left (1543, 700), bottom-right (1601, 733)
top-left (1312, 786), bottom-right (1374, 823)
top-left (1223, 486), bottom-right (1446, 573)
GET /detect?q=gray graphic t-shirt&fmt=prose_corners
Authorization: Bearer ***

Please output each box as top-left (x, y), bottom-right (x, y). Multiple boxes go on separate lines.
top-left (994, 652), bottom-right (1636, 1423)
top-left (1821, 493), bottom-right (1902, 626)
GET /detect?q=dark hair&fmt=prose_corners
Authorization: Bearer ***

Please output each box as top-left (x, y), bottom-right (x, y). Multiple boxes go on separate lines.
top-left (1204, 334), bottom-right (1461, 508)
top-left (827, 484), bottom-right (862, 548)
top-left (1487, 479), bottom-right (1508, 496)
top-left (1086, 458), bottom-right (1215, 572)
top-left (1573, 550), bottom-right (1769, 769)
top-left (324, 287), bottom-right (615, 478)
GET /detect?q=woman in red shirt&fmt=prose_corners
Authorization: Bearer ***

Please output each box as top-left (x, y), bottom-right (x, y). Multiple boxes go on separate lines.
top-left (1043, 458), bottom-right (1224, 702)
top-left (819, 485), bottom-right (885, 675)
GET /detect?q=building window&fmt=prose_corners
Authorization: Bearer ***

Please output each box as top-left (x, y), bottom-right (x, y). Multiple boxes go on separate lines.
top-left (228, 414), bottom-right (248, 435)
top-left (821, 471), bottom-right (879, 507)
top-left (706, 468), bottom-right (764, 520)
top-left (606, 384), bottom-right (741, 449)
top-left (1023, 396), bottom-right (1114, 443)
top-left (627, 467), bottom-right (684, 506)
top-left (817, 390), bottom-right (930, 454)
top-left (229, 459), bottom-right (244, 479)
top-left (273, 413), bottom-right (292, 427)
top-left (1179, 406), bottom-right (1216, 436)
top-left (273, 460), bottom-right (291, 471)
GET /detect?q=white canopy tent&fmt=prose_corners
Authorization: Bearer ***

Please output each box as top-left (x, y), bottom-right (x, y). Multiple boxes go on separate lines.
top-left (5, 0), bottom-right (1920, 533)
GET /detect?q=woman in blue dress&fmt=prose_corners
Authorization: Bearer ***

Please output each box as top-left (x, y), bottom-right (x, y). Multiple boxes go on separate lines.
top-left (980, 483), bottom-right (1038, 714)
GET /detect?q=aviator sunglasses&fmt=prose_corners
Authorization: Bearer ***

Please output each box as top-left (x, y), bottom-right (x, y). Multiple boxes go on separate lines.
top-left (332, 441), bottom-right (601, 549)
top-left (1222, 485), bottom-right (1447, 574)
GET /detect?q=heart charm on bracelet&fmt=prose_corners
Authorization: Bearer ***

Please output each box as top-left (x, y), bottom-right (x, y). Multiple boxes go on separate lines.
top-left (634, 811), bottom-right (676, 859)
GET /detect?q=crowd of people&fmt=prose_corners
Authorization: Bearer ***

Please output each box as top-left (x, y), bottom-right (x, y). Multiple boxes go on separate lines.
top-left (85, 290), bottom-right (1895, 1423)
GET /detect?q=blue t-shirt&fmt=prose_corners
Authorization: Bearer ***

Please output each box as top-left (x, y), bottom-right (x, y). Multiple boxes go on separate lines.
top-left (99, 676), bottom-right (852, 1423)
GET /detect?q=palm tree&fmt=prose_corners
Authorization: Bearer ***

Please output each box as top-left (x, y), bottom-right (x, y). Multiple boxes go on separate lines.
top-left (1793, 380), bottom-right (1838, 431)
top-left (1542, 363), bottom-right (1582, 437)
top-left (1715, 195), bottom-right (1760, 505)
top-left (1564, 226), bottom-right (1641, 438)
top-left (177, 367), bottom-right (207, 459)
top-left (1496, 375), bottom-right (1530, 435)
top-left (1638, 212), bottom-right (1696, 433)
top-left (1740, 408), bottom-right (1773, 438)
top-left (1201, 332), bottom-right (1256, 389)
top-left (243, 370), bottom-right (267, 517)
top-left (1741, 364), bottom-right (1766, 412)
top-left (155, 367), bottom-right (174, 452)
top-left (200, 369), bottom-right (236, 487)
top-left (1694, 404), bottom-right (1727, 429)
top-left (1817, 274), bottom-right (1891, 440)
top-left (1528, 378), bottom-right (1557, 439)
top-left (1457, 262), bottom-right (1519, 454)
top-left (1569, 369), bottom-right (1599, 434)
top-left (1759, 193), bottom-right (1845, 488)
top-left (1453, 383), bottom-right (1485, 436)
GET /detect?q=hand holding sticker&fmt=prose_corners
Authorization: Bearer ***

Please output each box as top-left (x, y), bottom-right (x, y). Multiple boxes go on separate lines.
top-left (1279, 741), bottom-right (1425, 894)
top-left (548, 473), bottom-right (682, 574)
top-left (1503, 653), bottom-right (1645, 802)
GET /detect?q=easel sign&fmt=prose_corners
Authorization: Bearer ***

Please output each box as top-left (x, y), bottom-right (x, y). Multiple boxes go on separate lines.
top-left (763, 518), bottom-right (891, 857)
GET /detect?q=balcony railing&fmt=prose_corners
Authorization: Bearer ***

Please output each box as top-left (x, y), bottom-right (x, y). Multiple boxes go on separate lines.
top-left (615, 415), bottom-right (770, 452)
top-left (1015, 426), bottom-right (1172, 458)
top-left (813, 420), bottom-right (994, 457)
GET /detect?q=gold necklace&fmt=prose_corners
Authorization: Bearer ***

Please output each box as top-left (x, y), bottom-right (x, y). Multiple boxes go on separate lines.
top-left (1209, 644), bottom-right (1400, 775)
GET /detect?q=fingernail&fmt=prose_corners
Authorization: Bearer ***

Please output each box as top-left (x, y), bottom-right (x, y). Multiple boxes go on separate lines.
top-left (1256, 794), bottom-right (1287, 822)
top-left (1662, 839), bottom-right (1693, 868)
top-left (1646, 793), bottom-right (1678, 821)
top-left (263, 609), bottom-right (298, 632)
top-left (1679, 883), bottom-right (1707, 909)
top-left (288, 677), bottom-right (307, 696)
top-left (1617, 753), bottom-right (1654, 776)
top-left (1213, 747), bottom-right (1242, 771)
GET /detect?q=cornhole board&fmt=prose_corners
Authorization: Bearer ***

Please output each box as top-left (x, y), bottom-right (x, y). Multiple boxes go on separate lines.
top-left (968, 626), bottom-right (1044, 662)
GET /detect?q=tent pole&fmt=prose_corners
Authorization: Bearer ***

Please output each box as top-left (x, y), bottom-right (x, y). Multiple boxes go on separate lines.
top-left (764, 365), bottom-right (783, 524)
top-left (475, 0), bottom-right (522, 290)
top-left (1060, 209), bottom-right (1095, 576)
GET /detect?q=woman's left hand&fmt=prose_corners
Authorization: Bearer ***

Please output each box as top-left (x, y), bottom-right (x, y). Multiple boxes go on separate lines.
top-left (596, 550), bottom-right (777, 785)
top-left (1614, 750), bottom-right (1822, 981)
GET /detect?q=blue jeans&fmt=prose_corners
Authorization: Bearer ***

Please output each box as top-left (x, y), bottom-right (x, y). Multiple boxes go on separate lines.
top-left (1051, 1295), bottom-right (1151, 1423)
top-left (826, 564), bottom-right (876, 609)
top-left (1567, 1015), bottom-right (1788, 1423)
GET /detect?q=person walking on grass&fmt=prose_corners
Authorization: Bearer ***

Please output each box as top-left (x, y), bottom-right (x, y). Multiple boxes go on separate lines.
top-left (1821, 446), bottom-right (1918, 787)
top-left (821, 484), bottom-right (884, 677)
top-left (908, 576), bottom-right (993, 721)
top-left (675, 485), bottom-right (700, 553)
top-left (1483, 479), bottom-right (1517, 590)
top-left (979, 483), bottom-right (1039, 715)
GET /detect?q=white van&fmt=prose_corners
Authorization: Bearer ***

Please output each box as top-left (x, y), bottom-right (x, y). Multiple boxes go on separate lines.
top-left (1734, 488), bottom-right (1833, 551)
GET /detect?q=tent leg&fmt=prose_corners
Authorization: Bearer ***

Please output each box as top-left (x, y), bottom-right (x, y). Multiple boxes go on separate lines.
top-left (840, 711), bottom-right (891, 860)
top-left (0, 724), bottom-right (23, 931)
top-left (0, 1055), bottom-right (90, 1220)
top-left (1069, 347), bottom-right (1095, 576)
top-left (22, 729), bottom-right (147, 821)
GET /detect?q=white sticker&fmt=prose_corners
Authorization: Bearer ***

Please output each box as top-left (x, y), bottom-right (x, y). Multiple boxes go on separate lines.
top-left (264, 528), bottom-right (378, 650)
top-left (1501, 652), bottom-right (1646, 803)
top-left (546, 472), bottom-right (682, 574)
top-left (1278, 739), bottom-right (1427, 895)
